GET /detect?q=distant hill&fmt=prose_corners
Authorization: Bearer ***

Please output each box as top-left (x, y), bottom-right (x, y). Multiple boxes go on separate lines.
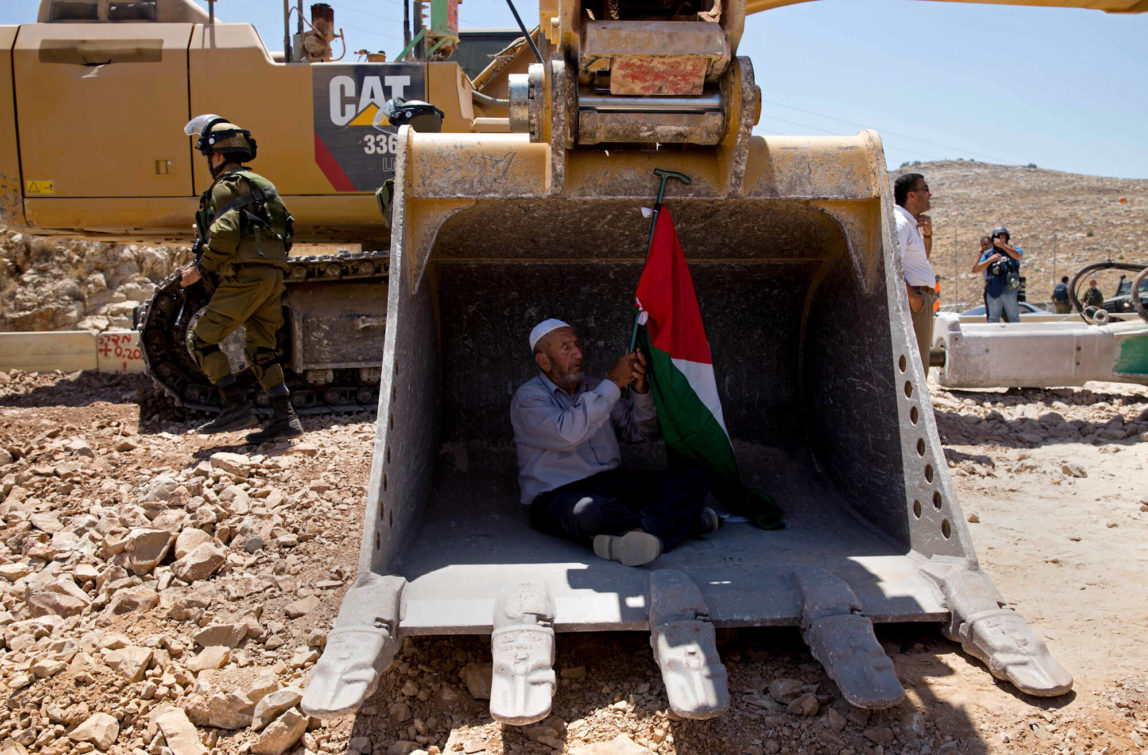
top-left (890, 160), bottom-right (1148, 309)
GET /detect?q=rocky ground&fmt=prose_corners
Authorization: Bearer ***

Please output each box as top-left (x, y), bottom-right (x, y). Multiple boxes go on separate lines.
top-left (0, 370), bottom-right (1145, 755)
top-left (0, 228), bottom-right (188, 333)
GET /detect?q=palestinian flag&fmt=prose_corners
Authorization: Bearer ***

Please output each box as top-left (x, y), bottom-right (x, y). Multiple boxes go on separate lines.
top-left (634, 208), bottom-right (783, 529)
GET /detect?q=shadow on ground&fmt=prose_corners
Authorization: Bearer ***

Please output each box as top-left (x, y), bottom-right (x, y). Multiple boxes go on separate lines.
top-left (343, 626), bottom-right (1003, 754)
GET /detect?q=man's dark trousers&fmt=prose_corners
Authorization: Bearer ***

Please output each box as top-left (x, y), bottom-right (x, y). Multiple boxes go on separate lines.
top-left (529, 467), bottom-right (706, 552)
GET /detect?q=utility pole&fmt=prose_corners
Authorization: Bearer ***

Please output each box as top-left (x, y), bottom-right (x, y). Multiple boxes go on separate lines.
top-left (953, 228), bottom-right (959, 311)
top-left (1052, 231), bottom-right (1057, 285)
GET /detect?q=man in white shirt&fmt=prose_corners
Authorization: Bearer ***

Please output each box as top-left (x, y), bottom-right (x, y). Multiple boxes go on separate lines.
top-left (893, 173), bottom-right (936, 373)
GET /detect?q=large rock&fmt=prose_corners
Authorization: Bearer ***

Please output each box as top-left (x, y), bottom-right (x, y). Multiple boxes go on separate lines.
top-left (171, 542), bottom-right (226, 582)
top-left (0, 562), bottom-right (32, 581)
top-left (0, 739), bottom-right (29, 755)
top-left (151, 509), bottom-right (188, 533)
top-left (64, 437), bottom-right (94, 458)
top-left (68, 712), bottom-right (119, 751)
top-left (154, 706), bottom-right (208, 755)
top-left (251, 689), bottom-right (302, 730)
top-left (29, 512), bottom-right (64, 533)
top-left (174, 528), bottom-right (213, 560)
top-left (126, 528), bottom-right (175, 575)
top-left (218, 486), bottom-right (250, 516)
top-left (282, 595), bottom-right (319, 619)
top-left (101, 529), bottom-right (131, 556)
top-left (106, 587), bottom-right (159, 614)
top-left (51, 528), bottom-right (95, 557)
top-left (31, 658), bottom-right (68, 678)
top-left (85, 630), bottom-right (131, 652)
top-left (143, 475), bottom-right (181, 503)
top-left (186, 646), bottom-right (230, 673)
top-left (251, 708), bottom-right (307, 755)
top-left (5, 615), bottom-right (63, 644)
top-left (28, 591), bottom-right (86, 618)
top-left (246, 670), bottom-right (279, 703)
top-left (209, 452), bottom-right (251, 477)
top-left (44, 576), bottom-right (93, 609)
top-left (103, 646), bottom-right (153, 683)
top-left (288, 647), bottom-right (319, 669)
top-left (185, 687), bottom-right (256, 730)
top-left (461, 662), bottom-right (493, 701)
top-left (192, 624), bottom-right (246, 649)
top-left (768, 678), bottom-right (805, 704)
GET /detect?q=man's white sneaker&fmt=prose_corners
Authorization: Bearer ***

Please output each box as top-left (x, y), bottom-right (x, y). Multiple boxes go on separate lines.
top-left (592, 531), bottom-right (662, 567)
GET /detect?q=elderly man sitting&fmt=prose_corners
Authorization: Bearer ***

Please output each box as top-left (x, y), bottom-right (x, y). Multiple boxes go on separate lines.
top-left (510, 318), bottom-right (717, 567)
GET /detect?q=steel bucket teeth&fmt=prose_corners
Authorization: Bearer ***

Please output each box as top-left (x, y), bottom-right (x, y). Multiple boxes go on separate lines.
top-left (930, 564), bottom-right (1073, 697)
top-left (648, 569), bottom-right (729, 719)
top-left (301, 576), bottom-right (404, 718)
top-left (960, 611), bottom-right (1074, 697)
top-left (489, 579), bottom-right (557, 726)
top-left (796, 568), bottom-right (904, 709)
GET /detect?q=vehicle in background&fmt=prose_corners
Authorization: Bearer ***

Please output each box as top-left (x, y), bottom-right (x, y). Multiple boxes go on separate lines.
top-left (959, 301), bottom-right (1046, 317)
top-left (1105, 274), bottom-right (1148, 314)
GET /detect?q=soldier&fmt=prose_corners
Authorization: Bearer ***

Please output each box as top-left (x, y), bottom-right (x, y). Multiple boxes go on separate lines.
top-left (180, 115), bottom-right (303, 443)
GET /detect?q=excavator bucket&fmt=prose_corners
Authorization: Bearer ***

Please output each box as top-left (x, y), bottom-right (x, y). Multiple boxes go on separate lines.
top-left (302, 117), bottom-right (1072, 720)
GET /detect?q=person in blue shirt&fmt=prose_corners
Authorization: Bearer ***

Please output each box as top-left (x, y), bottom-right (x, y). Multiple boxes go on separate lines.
top-left (509, 319), bottom-right (715, 567)
top-left (971, 227), bottom-right (1024, 322)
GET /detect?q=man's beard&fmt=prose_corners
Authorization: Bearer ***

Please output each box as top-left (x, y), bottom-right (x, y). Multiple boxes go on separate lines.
top-left (551, 368), bottom-right (583, 391)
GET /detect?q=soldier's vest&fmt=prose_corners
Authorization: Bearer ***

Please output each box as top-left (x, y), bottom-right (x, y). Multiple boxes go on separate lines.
top-left (196, 169), bottom-right (294, 268)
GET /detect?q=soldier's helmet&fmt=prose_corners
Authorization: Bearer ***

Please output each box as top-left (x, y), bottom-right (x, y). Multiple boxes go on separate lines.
top-left (373, 98), bottom-right (444, 133)
top-left (184, 114), bottom-right (257, 161)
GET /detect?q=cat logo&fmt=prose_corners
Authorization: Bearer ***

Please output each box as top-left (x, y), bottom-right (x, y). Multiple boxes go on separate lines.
top-left (328, 74), bottom-right (413, 127)
top-left (26, 180), bottom-right (55, 195)
top-left (313, 64), bottom-right (427, 192)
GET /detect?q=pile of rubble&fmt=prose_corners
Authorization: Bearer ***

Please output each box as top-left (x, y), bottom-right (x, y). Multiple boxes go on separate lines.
top-left (933, 385), bottom-right (1148, 449)
top-left (0, 374), bottom-right (374, 753)
top-left (0, 226), bottom-right (188, 332)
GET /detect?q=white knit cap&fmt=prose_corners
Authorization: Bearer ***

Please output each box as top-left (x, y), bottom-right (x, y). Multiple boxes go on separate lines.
top-left (529, 318), bottom-right (571, 352)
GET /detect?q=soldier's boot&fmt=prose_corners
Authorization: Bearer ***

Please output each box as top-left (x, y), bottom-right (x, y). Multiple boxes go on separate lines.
top-left (197, 380), bottom-right (257, 434)
top-left (246, 386), bottom-right (303, 444)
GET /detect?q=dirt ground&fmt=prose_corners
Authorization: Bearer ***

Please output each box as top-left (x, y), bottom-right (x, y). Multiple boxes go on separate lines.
top-left (0, 370), bottom-right (1145, 755)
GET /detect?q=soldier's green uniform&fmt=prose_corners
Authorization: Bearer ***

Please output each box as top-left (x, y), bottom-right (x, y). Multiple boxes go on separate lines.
top-left (188, 166), bottom-right (291, 390)
top-left (182, 114), bottom-right (303, 443)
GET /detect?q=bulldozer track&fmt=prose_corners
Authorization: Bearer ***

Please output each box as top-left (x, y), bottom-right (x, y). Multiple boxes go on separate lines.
top-left (136, 251), bottom-right (389, 416)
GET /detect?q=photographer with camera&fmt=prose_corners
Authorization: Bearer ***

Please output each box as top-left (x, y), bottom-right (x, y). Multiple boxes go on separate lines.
top-left (971, 226), bottom-right (1024, 323)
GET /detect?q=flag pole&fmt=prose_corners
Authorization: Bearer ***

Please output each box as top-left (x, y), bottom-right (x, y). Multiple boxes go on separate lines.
top-left (631, 168), bottom-right (690, 351)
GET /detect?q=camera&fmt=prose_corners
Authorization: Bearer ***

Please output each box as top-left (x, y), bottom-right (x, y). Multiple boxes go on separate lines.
top-left (990, 261), bottom-right (1004, 276)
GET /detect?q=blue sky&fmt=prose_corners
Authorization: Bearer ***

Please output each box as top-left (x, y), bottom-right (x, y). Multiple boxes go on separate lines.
top-left (3, 0), bottom-right (1146, 177)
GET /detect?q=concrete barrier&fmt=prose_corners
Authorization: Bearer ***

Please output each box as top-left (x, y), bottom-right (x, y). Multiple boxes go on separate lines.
top-left (0, 330), bottom-right (145, 373)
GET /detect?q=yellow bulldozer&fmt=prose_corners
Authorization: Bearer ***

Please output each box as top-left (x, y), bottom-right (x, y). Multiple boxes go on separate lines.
top-left (1, 0), bottom-right (1144, 724)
